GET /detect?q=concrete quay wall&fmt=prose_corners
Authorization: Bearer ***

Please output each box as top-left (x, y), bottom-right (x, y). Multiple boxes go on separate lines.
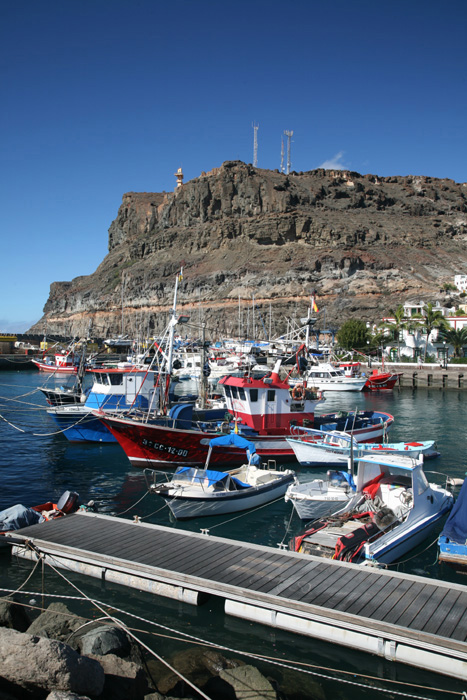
top-left (367, 363), bottom-right (466, 390)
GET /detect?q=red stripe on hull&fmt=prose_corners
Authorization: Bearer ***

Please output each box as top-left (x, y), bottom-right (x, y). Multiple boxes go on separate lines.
top-left (100, 415), bottom-right (392, 468)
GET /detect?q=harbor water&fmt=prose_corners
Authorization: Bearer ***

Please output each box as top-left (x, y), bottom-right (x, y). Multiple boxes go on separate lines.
top-left (1, 370), bottom-right (466, 699)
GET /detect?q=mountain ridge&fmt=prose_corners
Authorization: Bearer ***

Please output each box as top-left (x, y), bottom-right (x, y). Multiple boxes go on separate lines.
top-left (29, 161), bottom-right (467, 339)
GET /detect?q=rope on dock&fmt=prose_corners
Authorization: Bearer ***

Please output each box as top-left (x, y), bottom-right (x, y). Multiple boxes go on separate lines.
top-left (2, 548), bottom-right (463, 700)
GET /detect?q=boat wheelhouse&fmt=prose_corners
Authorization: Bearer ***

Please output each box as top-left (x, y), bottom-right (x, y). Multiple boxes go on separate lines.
top-left (219, 361), bottom-right (323, 435)
top-left (47, 363), bottom-right (159, 442)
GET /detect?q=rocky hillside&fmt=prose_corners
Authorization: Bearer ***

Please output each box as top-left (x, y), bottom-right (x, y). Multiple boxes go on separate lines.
top-left (30, 161), bottom-right (467, 340)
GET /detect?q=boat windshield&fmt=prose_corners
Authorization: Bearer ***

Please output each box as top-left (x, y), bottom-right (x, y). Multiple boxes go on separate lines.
top-left (174, 467), bottom-right (230, 487)
top-left (413, 467), bottom-right (429, 496)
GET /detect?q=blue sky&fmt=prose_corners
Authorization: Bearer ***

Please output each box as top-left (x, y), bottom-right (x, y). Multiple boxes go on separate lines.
top-left (1, 0), bottom-right (466, 332)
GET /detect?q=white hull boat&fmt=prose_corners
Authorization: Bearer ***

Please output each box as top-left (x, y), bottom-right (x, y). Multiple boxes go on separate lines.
top-left (286, 428), bottom-right (439, 465)
top-left (145, 433), bottom-right (295, 520)
top-left (296, 362), bottom-right (367, 392)
top-left (285, 470), bottom-right (355, 520)
top-left (290, 453), bottom-right (453, 565)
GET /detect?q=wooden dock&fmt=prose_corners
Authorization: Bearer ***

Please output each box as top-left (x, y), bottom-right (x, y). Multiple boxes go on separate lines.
top-left (9, 511), bottom-right (467, 681)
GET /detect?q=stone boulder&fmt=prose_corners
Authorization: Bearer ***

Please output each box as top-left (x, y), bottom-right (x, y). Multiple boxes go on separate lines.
top-left (88, 653), bottom-right (149, 700)
top-left (0, 628), bottom-right (104, 696)
top-left (46, 693), bottom-right (92, 699)
top-left (0, 598), bottom-right (31, 632)
top-left (26, 602), bottom-right (87, 643)
top-left (215, 664), bottom-right (277, 699)
top-left (79, 625), bottom-right (131, 658)
top-left (148, 646), bottom-right (241, 696)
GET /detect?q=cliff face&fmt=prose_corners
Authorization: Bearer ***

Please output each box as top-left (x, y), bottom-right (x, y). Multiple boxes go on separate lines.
top-left (30, 161), bottom-right (467, 339)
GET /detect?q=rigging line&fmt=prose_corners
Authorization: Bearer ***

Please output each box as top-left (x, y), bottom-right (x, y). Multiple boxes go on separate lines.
top-left (384, 536), bottom-right (440, 569)
top-left (32, 550), bottom-right (212, 700)
top-left (0, 388), bottom-right (44, 401)
top-left (0, 581), bottom-right (459, 699)
top-left (204, 493), bottom-right (291, 531)
top-left (115, 490), bottom-right (150, 516)
top-left (0, 557), bottom-right (41, 596)
top-left (32, 410), bottom-right (96, 437)
top-left (0, 412), bottom-right (26, 432)
top-left (278, 499), bottom-right (296, 547)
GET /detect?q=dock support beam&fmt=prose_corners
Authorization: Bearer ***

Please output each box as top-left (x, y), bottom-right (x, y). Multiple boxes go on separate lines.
top-left (225, 599), bottom-right (467, 682)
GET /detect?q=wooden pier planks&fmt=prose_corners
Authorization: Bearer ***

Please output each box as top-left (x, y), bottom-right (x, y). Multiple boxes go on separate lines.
top-left (10, 512), bottom-right (467, 655)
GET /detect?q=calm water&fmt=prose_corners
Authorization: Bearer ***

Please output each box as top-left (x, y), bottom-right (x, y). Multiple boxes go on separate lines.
top-left (0, 371), bottom-right (466, 699)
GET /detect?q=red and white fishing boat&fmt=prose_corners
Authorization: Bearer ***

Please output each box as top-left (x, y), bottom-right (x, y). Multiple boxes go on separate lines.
top-left (32, 352), bottom-right (80, 374)
top-left (96, 361), bottom-right (394, 469)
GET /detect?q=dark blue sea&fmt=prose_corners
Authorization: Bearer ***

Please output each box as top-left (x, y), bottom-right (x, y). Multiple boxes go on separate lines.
top-left (1, 370), bottom-right (466, 700)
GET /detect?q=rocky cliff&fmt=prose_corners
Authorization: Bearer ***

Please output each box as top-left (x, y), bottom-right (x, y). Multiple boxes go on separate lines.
top-left (30, 161), bottom-right (467, 340)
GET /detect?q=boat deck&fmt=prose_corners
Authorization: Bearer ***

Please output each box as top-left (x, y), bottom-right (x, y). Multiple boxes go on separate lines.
top-left (9, 511), bottom-right (467, 680)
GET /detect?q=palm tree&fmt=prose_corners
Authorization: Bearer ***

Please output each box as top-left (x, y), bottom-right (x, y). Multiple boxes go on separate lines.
top-left (379, 304), bottom-right (406, 361)
top-left (414, 303), bottom-right (449, 361)
top-left (438, 326), bottom-right (467, 358)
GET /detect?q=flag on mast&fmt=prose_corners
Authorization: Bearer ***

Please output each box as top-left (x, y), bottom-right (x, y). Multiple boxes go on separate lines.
top-left (312, 297), bottom-right (319, 313)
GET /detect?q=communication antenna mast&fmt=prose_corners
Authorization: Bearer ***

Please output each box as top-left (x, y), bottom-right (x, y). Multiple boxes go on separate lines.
top-left (280, 135), bottom-right (285, 173)
top-left (284, 130), bottom-right (293, 174)
top-left (252, 122), bottom-right (259, 167)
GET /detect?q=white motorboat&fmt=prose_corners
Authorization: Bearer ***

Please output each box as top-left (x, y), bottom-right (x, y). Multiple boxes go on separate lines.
top-left (289, 453), bottom-right (453, 565)
top-left (286, 427), bottom-right (439, 466)
top-left (285, 469), bottom-right (356, 520)
top-left (145, 433), bottom-right (295, 520)
top-left (297, 362), bottom-right (367, 392)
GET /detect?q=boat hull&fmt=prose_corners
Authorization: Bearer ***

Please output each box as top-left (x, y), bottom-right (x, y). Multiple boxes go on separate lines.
top-left (47, 410), bottom-right (116, 442)
top-left (160, 474), bottom-right (295, 519)
top-left (32, 359), bottom-right (78, 374)
top-left (98, 410), bottom-right (394, 468)
top-left (364, 372), bottom-right (403, 391)
top-left (285, 480), bottom-right (351, 520)
top-left (286, 438), bottom-right (438, 466)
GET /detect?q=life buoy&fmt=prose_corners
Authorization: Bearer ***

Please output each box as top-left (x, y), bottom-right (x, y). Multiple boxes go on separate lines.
top-left (292, 384), bottom-right (304, 400)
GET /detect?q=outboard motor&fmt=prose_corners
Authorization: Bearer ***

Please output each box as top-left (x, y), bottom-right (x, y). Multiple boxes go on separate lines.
top-left (56, 491), bottom-right (80, 514)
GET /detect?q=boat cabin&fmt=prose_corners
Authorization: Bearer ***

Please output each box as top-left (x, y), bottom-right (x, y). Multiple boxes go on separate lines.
top-left (219, 361), bottom-right (323, 435)
top-left (85, 364), bottom-right (157, 410)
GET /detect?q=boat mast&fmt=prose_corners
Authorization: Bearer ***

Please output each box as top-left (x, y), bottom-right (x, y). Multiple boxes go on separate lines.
top-left (162, 266), bottom-right (183, 411)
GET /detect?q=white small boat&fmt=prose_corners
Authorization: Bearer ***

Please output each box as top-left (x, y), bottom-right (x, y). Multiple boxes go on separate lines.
top-left (285, 469), bottom-right (356, 520)
top-left (298, 362), bottom-right (367, 392)
top-left (290, 453), bottom-right (453, 565)
top-left (146, 433), bottom-right (295, 520)
top-left (286, 427), bottom-right (439, 465)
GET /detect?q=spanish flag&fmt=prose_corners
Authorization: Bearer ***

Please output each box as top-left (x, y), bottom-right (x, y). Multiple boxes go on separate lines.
top-left (312, 298), bottom-right (319, 313)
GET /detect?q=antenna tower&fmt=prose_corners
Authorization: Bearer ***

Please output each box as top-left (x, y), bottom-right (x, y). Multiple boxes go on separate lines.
top-left (280, 135), bottom-right (284, 173)
top-left (284, 130), bottom-right (293, 174)
top-left (252, 122), bottom-right (259, 167)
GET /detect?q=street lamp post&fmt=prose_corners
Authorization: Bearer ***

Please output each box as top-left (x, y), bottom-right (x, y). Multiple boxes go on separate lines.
top-left (443, 340), bottom-right (447, 369)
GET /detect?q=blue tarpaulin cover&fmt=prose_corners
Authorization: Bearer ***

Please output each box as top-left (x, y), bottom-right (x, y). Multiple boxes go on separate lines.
top-left (0, 504), bottom-right (44, 531)
top-left (209, 433), bottom-right (256, 452)
top-left (174, 467), bottom-right (230, 486)
top-left (209, 432), bottom-right (260, 465)
top-left (441, 478), bottom-right (467, 544)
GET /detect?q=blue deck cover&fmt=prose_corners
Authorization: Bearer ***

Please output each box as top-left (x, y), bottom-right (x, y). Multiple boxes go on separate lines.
top-left (441, 478), bottom-right (467, 544)
top-left (209, 432), bottom-right (260, 465)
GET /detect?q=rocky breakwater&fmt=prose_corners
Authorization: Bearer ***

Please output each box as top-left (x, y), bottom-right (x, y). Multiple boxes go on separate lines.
top-left (29, 162), bottom-right (467, 338)
top-left (0, 597), bottom-right (314, 699)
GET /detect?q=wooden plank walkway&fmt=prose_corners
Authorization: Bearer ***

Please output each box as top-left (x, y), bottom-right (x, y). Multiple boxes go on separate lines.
top-left (9, 511), bottom-right (467, 680)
